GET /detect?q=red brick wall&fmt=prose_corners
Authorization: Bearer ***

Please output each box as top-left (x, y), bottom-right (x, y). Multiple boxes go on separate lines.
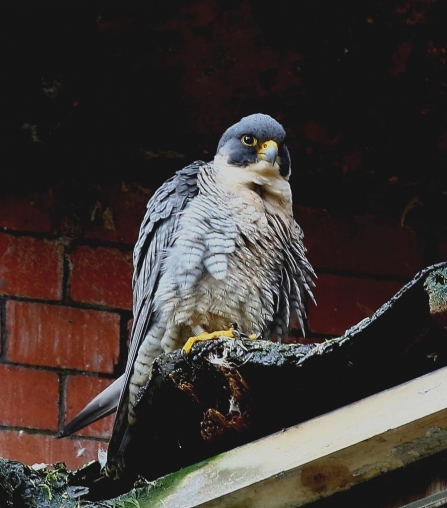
top-left (0, 187), bottom-right (441, 469)
top-left (298, 208), bottom-right (427, 337)
top-left (0, 188), bottom-right (139, 469)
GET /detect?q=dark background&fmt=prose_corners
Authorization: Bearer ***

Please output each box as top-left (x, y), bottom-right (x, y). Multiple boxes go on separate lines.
top-left (1, 0), bottom-right (446, 472)
top-left (6, 0), bottom-right (447, 220)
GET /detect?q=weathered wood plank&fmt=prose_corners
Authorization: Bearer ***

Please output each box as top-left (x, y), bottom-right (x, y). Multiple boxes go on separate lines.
top-left (114, 366), bottom-right (447, 508)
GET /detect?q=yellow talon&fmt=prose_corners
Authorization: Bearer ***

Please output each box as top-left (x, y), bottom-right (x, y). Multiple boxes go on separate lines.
top-left (183, 328), bottom-right (236, 355)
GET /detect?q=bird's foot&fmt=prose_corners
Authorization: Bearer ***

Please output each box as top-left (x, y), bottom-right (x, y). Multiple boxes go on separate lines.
top-left (183, 323), bottom-right (258, 355)
top-left (183, 328), bottom-right (236, 355)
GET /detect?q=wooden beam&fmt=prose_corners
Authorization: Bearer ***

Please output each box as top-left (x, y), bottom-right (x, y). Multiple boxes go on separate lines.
top-left (119, 366), bottom-right (447, 507)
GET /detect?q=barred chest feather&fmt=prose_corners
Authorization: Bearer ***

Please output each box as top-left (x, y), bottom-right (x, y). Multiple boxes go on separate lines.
top-left (155, 166), bottom-right (295, 341)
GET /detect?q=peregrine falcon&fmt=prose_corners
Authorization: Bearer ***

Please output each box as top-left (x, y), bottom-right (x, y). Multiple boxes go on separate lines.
top-left (59, 114), bottom-right (316, 475)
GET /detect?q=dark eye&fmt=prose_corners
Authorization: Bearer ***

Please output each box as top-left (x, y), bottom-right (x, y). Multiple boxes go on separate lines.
top-left (241, 135), bottom-right (257, 147)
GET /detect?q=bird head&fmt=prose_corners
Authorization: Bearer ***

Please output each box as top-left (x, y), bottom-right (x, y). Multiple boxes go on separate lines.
top-left (215, 114), bottom-right (291, 181)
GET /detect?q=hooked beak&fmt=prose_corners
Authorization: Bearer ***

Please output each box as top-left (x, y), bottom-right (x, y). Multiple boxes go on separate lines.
top-left (257, 140), bottom-right (278, 166)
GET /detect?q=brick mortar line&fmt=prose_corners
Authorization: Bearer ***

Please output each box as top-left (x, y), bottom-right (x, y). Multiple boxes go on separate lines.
top-left (62, 244), bottom-right (71, 303)
top-left (0, 298), bottom-right (6, 362)
top-left (64, 237), bottom-right (134, 252)
top-left (0, 361), bottom-right (118, 378)
top-left (2, 294), bottom-right (132, 314)
top-left (58, 373), bottom-right (68, 432)
top-left (0, 228), bottom-right (135, 251)
top-left (0, 229), bottom-right (63, 241)
top-left (0, 425), bottom-right (109, 442)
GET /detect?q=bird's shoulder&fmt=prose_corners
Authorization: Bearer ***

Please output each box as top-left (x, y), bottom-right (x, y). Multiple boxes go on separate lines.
top-left (145, 161), bottom-right (205, 219)
top-left (133, 161), bottom-right (207, 271)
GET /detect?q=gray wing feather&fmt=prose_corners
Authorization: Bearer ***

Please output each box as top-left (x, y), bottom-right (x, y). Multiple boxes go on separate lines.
top-left (130, 163), bottom-right (200, 367)
top-left (106, 162), bottom-right (201, 473)
top-left (271, 215), bottom-right (316, 340)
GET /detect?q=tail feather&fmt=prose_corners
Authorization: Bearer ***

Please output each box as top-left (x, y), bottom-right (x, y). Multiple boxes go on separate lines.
top-left (56, 374), bottom-right (124, 438)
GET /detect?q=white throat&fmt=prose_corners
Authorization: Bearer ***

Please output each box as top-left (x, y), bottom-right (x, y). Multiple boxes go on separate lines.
top-left (211, 154), bottom-right (294, 221)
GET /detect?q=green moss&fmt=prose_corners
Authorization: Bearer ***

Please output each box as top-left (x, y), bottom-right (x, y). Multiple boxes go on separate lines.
top-left (113, 454), bottom-right (221, 507)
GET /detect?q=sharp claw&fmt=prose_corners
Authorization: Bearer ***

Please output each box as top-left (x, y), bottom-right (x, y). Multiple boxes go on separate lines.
top-left (232, 329), bottom-right (241, 339)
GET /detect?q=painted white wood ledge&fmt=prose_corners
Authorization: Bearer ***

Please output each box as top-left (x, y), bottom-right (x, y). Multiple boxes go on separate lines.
top-left (140, 366), bottom-right (447, 508)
